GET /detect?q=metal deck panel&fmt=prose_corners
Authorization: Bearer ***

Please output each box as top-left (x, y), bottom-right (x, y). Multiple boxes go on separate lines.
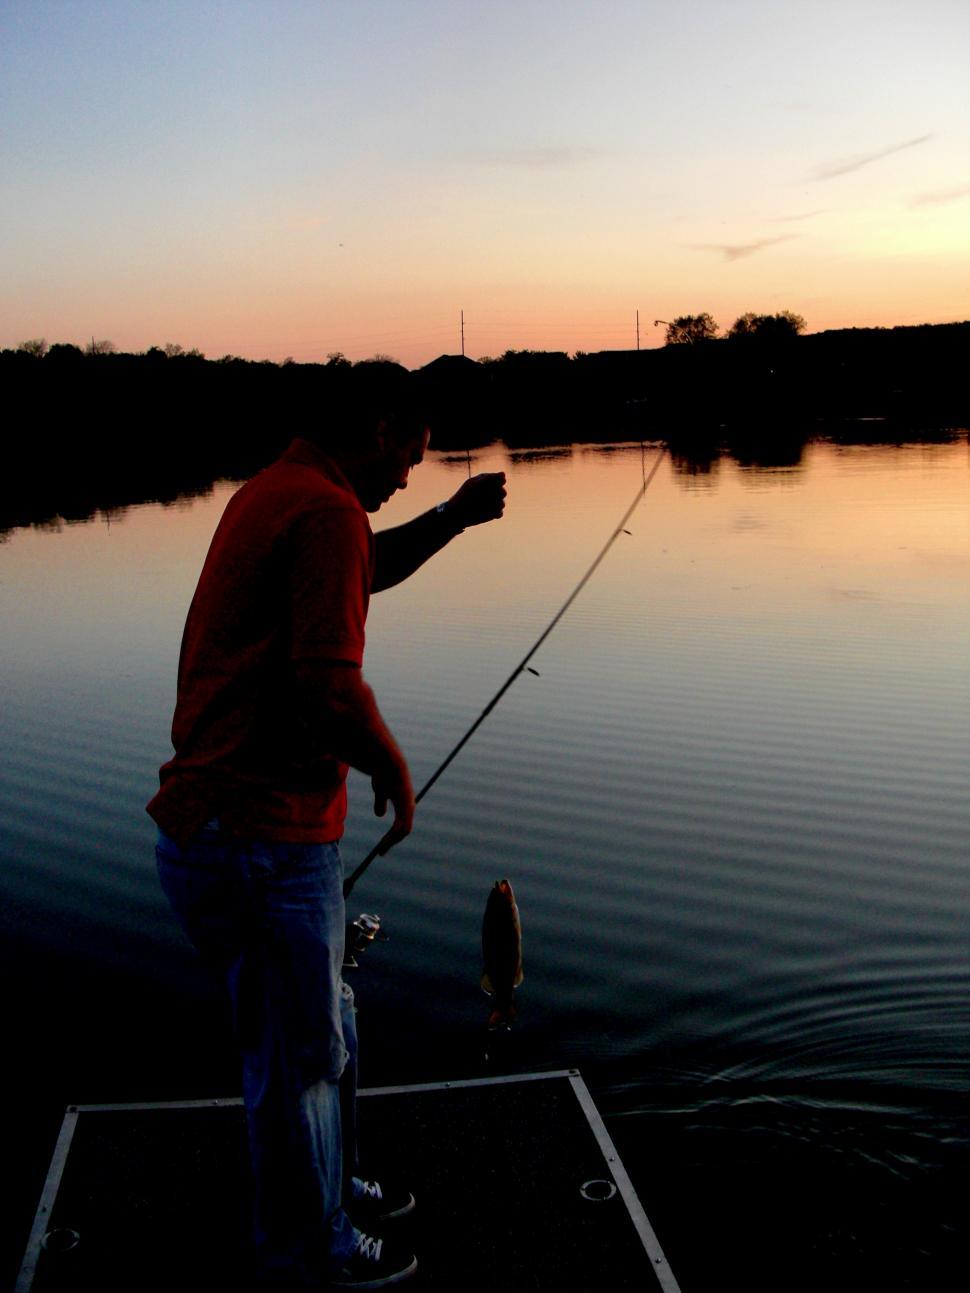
top-left (18, 1071), bottom-right (679, 1292)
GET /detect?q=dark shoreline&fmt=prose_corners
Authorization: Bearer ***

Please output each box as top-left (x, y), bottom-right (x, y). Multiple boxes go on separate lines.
top-left (3, 424), bottom-right (966, 542)
top-left (4, 319), bottom-right (968, 538)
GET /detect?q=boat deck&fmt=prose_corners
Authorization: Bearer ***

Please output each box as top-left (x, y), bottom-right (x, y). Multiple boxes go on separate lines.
top-left (17, 1069), bottom-right (680, 1292)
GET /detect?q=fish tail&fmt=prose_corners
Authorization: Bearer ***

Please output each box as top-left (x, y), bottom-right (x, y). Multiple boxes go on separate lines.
top-left (487, 1000), bottom-right (517, 1031)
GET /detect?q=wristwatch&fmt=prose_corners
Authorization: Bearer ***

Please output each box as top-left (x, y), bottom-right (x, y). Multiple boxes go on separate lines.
top-left (436, 500), bottom-right (464, 533)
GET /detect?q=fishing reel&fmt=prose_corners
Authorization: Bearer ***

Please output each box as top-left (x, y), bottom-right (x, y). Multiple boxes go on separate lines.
top-left (343, 912), bottom-right (384, 970)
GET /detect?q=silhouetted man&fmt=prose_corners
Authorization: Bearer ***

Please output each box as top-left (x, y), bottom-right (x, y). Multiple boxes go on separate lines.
top-left (149, 366), bottom-right (506, 1288)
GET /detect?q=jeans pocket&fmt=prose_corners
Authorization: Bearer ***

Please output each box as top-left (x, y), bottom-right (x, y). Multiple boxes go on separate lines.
top-left (157, 837), bottom-right (250, 970)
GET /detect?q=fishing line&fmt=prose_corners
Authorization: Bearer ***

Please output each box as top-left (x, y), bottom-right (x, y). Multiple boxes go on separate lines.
top-left (344, 443), bottom-right (668, 898)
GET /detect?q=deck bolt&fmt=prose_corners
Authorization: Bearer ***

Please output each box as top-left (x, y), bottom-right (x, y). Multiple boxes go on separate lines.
top-left (42, 1228), bottom-right (80, 1255)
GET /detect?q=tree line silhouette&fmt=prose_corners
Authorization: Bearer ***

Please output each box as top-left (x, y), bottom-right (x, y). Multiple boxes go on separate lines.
top-left (2, 320), bottom-right (966, 537)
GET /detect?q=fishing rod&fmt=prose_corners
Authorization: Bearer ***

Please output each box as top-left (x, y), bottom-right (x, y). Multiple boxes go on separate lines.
top-left (344, 443), bottom-right (668, 899)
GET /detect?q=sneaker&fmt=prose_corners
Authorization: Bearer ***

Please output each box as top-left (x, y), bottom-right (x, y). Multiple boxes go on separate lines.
top-left (329, 1231), bottom-right (417, 1288)
top-left (350, 1177), bottom-right (416, 1223)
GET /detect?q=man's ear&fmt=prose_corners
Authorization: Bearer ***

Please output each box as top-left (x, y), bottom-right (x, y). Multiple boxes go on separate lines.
top-left (373, 418), bottom-right (390, 452)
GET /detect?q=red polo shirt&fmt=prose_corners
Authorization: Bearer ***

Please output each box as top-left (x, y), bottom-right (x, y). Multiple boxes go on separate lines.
top-left (147, 438), bottom-right (375, 845)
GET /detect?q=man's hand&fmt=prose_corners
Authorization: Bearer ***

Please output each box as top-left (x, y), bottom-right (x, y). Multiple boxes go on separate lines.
top-left (294, 659), bottom-right (415, 855)
top-left (371, 472), bottom-right (508, 592)
top-left (444, 472), bottom-right (507, 529)
top-left (371, 757), bottom-right (415, 855)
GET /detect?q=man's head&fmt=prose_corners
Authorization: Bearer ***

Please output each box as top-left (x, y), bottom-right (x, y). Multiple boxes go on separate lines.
top-left (352, 420), bottom-right (430, 512)
top-left (307, 361), bottom-right (430, 511)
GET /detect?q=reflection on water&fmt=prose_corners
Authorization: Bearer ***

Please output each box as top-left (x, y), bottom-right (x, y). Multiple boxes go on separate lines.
top-left (1, 435), bottom-right (969, 1291)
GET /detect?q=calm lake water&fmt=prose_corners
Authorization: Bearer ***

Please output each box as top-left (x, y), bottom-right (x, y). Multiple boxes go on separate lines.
top-left (2, 435), bottom-right (969, 1290)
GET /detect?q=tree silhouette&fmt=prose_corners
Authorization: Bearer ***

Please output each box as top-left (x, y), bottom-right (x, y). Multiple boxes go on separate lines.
top-left (665, 314), bottom-right (718, 344)
top-left (46, 343), bottom-right (83, 362)
top-left (729, 311), bottom-right (806, 340)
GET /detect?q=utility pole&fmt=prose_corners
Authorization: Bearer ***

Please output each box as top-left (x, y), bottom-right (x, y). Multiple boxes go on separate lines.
top-left (636, 309), bottom-right (640, 351)
top-left (460, 310), bottom-right (465, 358)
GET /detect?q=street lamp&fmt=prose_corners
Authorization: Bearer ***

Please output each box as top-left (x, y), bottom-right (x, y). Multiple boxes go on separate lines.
top-left (654, 318), bottom-right (680, 344)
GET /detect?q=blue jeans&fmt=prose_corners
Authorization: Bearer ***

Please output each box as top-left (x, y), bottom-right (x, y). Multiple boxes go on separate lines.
top-left (156, 823), bottom-right (361, 1285)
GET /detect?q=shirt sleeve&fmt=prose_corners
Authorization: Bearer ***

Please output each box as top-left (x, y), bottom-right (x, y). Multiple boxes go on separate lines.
top-left (287, 504), bottom-right (373, 664)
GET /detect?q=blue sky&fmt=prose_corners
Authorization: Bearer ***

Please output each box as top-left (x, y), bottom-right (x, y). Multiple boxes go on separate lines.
top-left (2, 1), bottom-right (968, 364)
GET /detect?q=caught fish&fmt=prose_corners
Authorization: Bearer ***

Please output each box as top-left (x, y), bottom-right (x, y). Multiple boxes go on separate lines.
top-left (481, 879), bottom-right (524, 1030)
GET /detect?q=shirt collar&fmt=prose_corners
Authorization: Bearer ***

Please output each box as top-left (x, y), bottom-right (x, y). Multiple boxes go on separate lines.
top-left (281, 437), bottom-right (359, 500)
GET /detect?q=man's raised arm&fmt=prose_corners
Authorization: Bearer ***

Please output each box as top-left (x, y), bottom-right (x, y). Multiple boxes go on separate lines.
top-left (372, 471), bottom-right (506, 592)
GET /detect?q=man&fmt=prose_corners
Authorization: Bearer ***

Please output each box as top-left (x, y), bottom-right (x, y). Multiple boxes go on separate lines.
top-left (148, 364), bottom-right (506, 1289)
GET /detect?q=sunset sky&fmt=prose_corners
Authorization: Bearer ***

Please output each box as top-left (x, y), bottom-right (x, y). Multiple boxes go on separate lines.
top-left (2, 0), bottom-right (968, 367)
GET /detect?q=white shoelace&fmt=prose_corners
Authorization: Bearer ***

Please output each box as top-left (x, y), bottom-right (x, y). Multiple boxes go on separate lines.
top-left (358, 1233), bottom-right (384, 1262)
